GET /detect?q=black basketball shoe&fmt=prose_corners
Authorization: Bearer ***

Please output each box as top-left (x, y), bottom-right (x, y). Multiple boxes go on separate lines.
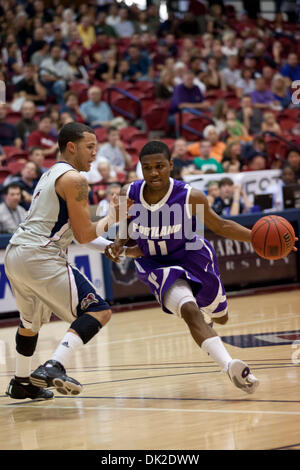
top-left (30, 360), bottom-right (82, 396)
top-left (6, 376), bottom-right (54, 400)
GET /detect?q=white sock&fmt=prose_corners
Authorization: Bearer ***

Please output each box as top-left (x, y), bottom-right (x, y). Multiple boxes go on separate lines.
top-left (15, 352), bottom-right (32, 378)
top-left (49, 332), bottom-right (83, 368)
top-left (201, 336), bottom-right (232, 371)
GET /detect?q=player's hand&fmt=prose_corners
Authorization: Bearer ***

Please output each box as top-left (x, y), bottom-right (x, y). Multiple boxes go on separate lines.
top-left (292, 237), bottom-right (298, 252)
top-left (125, 245), bottom-right (144, 259)
top-left (105, 240), bottom-right (126, 263)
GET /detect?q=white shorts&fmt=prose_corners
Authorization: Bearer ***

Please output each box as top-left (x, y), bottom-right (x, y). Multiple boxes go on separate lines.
top-left (4, 244), bottom-right (109, 332)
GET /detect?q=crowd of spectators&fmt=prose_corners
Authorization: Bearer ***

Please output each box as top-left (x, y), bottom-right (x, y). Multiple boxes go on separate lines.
top-left (0, 0), bottom-right (300, 230)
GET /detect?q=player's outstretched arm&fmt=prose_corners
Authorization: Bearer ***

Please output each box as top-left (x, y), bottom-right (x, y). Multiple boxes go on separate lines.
top-left (189, 188), bottom-right (252, 243)
top-left (56, 172), bottom-right (117, 243)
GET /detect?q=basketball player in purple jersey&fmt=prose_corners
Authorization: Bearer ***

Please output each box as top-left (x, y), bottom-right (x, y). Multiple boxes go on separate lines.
top-left (106, 140), bottom-right (261, 393)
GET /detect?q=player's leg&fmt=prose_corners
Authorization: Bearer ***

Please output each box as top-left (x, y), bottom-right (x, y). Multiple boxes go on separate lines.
top-left (6, 321), bottom-right (54, 400)
top-left (163, 279), bottom-right (259, 394)
top-left (30, 265), bottom-right (112, 395)
top-left (4, 246), bottom-right (54, 400)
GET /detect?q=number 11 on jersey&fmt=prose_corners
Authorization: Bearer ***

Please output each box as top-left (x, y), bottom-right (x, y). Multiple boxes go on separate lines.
top-left (147, 240), bottom-right (168, 256)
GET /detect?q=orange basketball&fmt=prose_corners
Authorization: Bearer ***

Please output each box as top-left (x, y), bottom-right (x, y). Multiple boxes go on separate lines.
top-left (251, 215), bottom-right (295, 260)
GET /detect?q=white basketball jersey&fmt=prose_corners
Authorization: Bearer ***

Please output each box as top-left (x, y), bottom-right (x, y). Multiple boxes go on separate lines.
top-left (10, 162), bottom-right (77, 250)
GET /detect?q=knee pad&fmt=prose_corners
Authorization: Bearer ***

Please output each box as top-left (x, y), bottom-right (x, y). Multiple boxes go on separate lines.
top-left (16, 331), bottom-right (38, 357)
top-left (70, 314), bottom-right (102, 344)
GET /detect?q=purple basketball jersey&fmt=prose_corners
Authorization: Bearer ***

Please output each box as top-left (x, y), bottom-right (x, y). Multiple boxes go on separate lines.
top-left (127, 178), bottom-right (227, 318)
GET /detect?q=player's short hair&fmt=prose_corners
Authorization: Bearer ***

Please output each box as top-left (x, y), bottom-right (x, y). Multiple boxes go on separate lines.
top-left (139, 141), bottom-right (171, 161)
top-left (58, 122), bottom-right (95, 153)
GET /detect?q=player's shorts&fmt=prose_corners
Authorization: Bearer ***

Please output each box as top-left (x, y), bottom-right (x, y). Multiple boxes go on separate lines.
top-left (4, 244), bottom-right (109, 332)
top-left (134, 238), bottom-right (228, 320)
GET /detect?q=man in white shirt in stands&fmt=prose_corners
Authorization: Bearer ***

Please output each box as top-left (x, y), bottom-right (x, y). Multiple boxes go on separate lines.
top-left (0, 183), bottom-right (27, 233)
top-left (97, 126), bottom-right (131, 172)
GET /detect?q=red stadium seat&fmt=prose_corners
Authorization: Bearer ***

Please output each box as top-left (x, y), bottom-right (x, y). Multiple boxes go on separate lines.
top-left (94, 127), bottom-right (108, 143)
top-left (2, 147), bottom-right (29, 160)
top-left (0, 168), bottom-right (10, 183)
top-left (43, 159), bottom-right (56, 168)
top-left (7, 161), bottom-right (25, 175)
top-left (5, 111), bottom-right (22, 125)
top-left (143, 105), bottom-right (169, 132)
top-left (119, 126), bottom-right (146, 143)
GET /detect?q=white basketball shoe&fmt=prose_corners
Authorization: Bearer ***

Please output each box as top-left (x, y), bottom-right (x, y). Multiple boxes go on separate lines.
top-left (227, 359), bottom-right (259, 394)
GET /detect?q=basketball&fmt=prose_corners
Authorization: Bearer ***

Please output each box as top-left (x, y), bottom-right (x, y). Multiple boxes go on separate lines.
top-left (251, 215), bottom-right (295, 260)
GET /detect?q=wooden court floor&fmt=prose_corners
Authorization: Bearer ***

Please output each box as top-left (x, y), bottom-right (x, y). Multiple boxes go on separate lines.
top-left (0, 289), bottom-right (300, 450)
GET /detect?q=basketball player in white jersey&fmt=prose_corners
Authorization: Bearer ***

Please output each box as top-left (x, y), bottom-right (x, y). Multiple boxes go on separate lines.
top-left (4, 122), bottom-right (135, 400)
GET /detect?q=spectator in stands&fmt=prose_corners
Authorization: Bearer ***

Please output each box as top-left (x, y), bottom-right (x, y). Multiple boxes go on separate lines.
top-left (242, 135), bottom-right (267, 161)
top-left (200, 33), bottom-right (214, 61)
top-left (250, 77), bottom-right (280, 110)
top-left (205, 180), bottom-right (221, 208)
top-left (188, 125), bottom-right (226, 163)
top-left (60, 8), bottom-right (77, 40)
top-left (86, 27), bottom-right (110, 66)
top-left (97, 183), bottom-right (121, 218)
top-left (28, 146), bottom-right (48, 173)
top-left (271, 74), bottom-right (291, 109)
top-left (243, 153), bottom-right (268, 171)
top-left (26, 27), bottom-right (45, 60)
top-left (225, 109), bottom-right (250, 140)
top-left (113, 7), bottom-right (135, 38)
top-left (222, 139), bottom-right (243, 172)
top-left (14, 161), bottom-right (39, 210)
top-left (66, 50), bottom-right (89, 84)
top-left (153, 40), bottom-right (172, 72)
top-left (235, 67), bottom-right (256, 98)
top-left (212, 178), bottom-right (252, 216)
top-left (97, 127), bottom-right (131, 172)
top-left (265, 163), bottom-right (297, 210)
top-left (271, 40), bottom-right (284, 68)
top-left (27, 114), bottom-right (58, 158)
top-left (16, 100), bottom-right (38, 145)
top-left (169, 70), bottom-right (210, 119)
top-left (14, 64), bottom-right (47, 105)
top-left (4, 41), bottom-right (24, 84)
top-left (212, 99), bottom-right (228, 134)
top-left (221, 31), bottom-right (238, 57)
top-left (200, 57), bottom-right (226, 91)
top-left (77, 15), bottom-right (95, 49)
top-left (0, 104), bottom-right (22, 148)
top-left (171, 138), bottom-right (195, 176)
top-left (189, 56), bottom-right (207, 95)
top-left (80, 86), bottom-right (114, 128)
top-left (94, 49), bottom-right (120, 83)
top-left (95, 12), bottom-right (118, 39)
top-left (173, 61), bottom-right (187, 86)
top-left (30, 40), bottom-right (50, 70)
top-left (60, 91), bottom-right (85, 123)
top-left (0, 183), bottom-right (27, 233)
top-left (280, 52), bottom-right (300, 85)
top-left (125, 44), bottom-right (154, 81)
top-left (155, 68), bottom-right (175, 100)
top-left (50, 26), bottom-right (69, 58)
top-left (106, 4), bottom-right (121, 28)
top-left (222, 55), bottom-right (241, 91)
top-left (287, 149), bottom-right (300, 182)
top-left (236, 95), bottom-right (263, 135)
top-left (193, 140), bottom-right (224, 174)
top-left (39, 45), bottom-right (73, 106)
top-left (261, 112), bottom-right (281, 134)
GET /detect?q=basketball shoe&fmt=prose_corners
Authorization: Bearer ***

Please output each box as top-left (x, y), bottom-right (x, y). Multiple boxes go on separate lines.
top-left (30, 360), bottom-right (82, 396)
top-left (6, 376), bottom-right (54, 400)
top-left (227, 359), bottom-right (259, 394)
